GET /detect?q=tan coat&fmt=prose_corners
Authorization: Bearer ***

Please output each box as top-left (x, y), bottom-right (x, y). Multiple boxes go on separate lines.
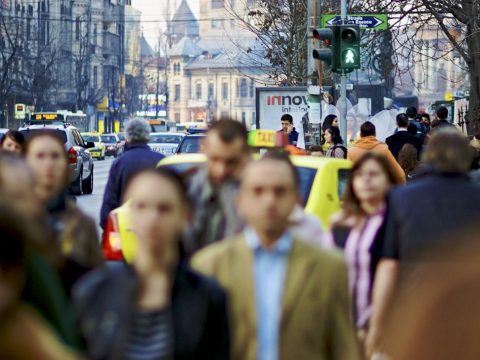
top-left (347, 136), bottom-right (406, 183)
top-left (191, 235), bottom-right (359, 360)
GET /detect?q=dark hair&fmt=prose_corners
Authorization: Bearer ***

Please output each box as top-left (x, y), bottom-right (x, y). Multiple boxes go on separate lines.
top-left (281, 114), bottom-right (293, 124)
top-left (325, 126), bottom-right (343, 145)
top-left (261, 150), bottom-right (299, 189)
top-left (421, 113), bottom-right (431, 122)
top-left (436, 106), bottom-right (448, 120)
top-left (360, 121), bottom-right (376, 137)
top-left (208, 118), bottom-right (248, 146)
top-left (322, 114), bottom-right (337, 131)
top-left (24, 130), bottom-right (68, 161)
top-left (0, 130), bottom-right (25, 148)
top-left (0, 202), bottom-right (26, 272)
top-left (398, 144), bottom-right (419, 177)
top-left (396, 113), bottom-right (409, 128)
top-left (340, 152), bottom-right (400, 220)
top-left (406, 106), bottom-right (417, 119)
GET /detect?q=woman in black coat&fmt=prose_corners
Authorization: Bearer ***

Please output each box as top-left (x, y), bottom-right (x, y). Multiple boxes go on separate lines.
top-left (73, 168), bottom-right (229, 360)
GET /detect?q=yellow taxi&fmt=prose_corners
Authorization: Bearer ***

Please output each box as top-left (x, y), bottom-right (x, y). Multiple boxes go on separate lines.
top-left (81, 132), bottom-right (106, 160)
top-left (102, 152), bottom-right (352, 263)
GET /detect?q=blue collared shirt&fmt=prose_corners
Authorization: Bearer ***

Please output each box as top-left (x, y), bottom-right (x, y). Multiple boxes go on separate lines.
top-left (244, 228), bottom-right (293, 360)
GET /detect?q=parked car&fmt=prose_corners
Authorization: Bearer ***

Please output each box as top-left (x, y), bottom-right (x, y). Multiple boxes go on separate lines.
top-left (20, 124), bottom-right (95, 195)
top-left (148, 132), bottom-right (185, 156)
top-left (101, 133), bottom-right (123, 157)
top-left (81, 132), bottom-right (106, 160)
top-left (175, 134), bottom-right (205, 154)
top-left (102, 154), bottom-right (352, 261)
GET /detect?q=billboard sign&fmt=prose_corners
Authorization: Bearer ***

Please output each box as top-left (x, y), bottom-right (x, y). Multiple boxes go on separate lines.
top-left (256, 87), bottom-right (308, 149)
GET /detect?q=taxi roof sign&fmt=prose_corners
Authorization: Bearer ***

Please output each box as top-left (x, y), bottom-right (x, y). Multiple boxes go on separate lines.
top-left (248, 130), bottom-right (288, 148)
top-left (31, 113), bottom-right (64, 121)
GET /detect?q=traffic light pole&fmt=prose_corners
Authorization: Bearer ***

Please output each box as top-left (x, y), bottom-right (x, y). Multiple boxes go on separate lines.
top-left (340, 0), bottom-right (348, 143)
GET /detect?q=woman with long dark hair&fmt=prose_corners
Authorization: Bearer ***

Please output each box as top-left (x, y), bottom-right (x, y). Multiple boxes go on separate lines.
top-left (330, 152), bottom-right (401, 351)
top-left (73, 168), bottom-right (229, 360)
top-left (324, 127), bottom-right (347, 159)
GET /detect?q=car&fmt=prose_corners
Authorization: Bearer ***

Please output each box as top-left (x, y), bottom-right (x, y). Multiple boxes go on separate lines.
top-left (148, 132), bottom-right (185, 156)
top-left (117, 132), bottom-right (126, 148)
top-left (175, 134), bottom-right (205, 154)
top-left (101, 133), bottom-right (123, 157)
top-left (102, 154), bottom-right (352, 262)
top-left (81, 132), bottom-right (106, 160)
top-left (20, 123), bottom-right (95, 195)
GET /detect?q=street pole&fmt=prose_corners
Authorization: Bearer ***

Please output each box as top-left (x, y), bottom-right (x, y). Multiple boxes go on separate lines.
top-left (340, 0), bottom-right (348, 143)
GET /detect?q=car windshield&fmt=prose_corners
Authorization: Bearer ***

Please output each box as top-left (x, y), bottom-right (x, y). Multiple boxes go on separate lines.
top-left (150, 135), bottom-right (183, 144)
top-left (20, 129), bottom-right (68, 144)
top-left (177, 137), bottom-right (203, 154)
top-left (117, 134), bottom-right (126, 141)
top-left (151, 124), bottom-right (167, 132)
top-left (101, 135), bottom-right (117, 143)
top-left (83, 135), bottom-right (99, 142)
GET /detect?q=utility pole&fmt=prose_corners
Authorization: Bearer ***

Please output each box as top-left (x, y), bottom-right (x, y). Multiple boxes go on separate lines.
top-left (155, 37), bottom-right (160, 119)
top-left (339, 0), bottom-right (348, 142)
top-left (307, 0), bottom-right (321, 86)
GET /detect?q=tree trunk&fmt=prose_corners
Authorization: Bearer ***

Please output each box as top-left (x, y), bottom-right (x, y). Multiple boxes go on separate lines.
top-left (466, 25), bottom-right (480, 135)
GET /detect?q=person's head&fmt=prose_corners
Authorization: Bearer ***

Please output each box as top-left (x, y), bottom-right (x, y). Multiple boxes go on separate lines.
top-left (24, 131), bottom-right (69, 203)
top-left (309, 145), bottom-right (324, 157)
top-left (421, 113), bottom-right (431, 125)
top-left (406, 106), bottom-right (417, 119)
top-left (322, 114), bottom-right (339, 131)
top-left (124, 168), bottom-right (189, 259)
top-left (125, 118), bottom-right (150, 144)
top-left (0, 130), bottom-right (25, 155)
top-left (360, 121), bottom-right (376, 137)
top-left (237, 152), bottom-right (299, 238)
top-left (396, 113), bottom-right (409, 129)
top-left (424, 128), bottom-right (472, 174)
top-left (343, 152), bottom-right (400, 216)
top-left (398, 144), bottom-right (419, 175)
top-left (436, 106), bottom-right (448, 121)
top-left (202, 118), bottom-right (249, 185)
top-left (0, 153), bottom-right (38, 215)
top-left (324, 126), bottom-right (343, 145)
top-left (280, 114), bottom-right (294, 132)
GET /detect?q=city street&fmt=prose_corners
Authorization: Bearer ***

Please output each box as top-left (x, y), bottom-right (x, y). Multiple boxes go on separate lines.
top-left (77, 157), bottom-right (114, 235)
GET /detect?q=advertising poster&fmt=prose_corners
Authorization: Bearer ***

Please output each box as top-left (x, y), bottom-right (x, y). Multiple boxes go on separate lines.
top-left (256, 87), bottom-right (308, 149)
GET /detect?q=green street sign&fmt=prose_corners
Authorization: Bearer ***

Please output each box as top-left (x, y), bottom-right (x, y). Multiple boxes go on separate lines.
top-left (321, 14), bottom-right (388, 31)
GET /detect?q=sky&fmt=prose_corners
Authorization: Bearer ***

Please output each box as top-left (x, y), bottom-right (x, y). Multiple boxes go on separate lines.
top-left (132, 0), bottom-right (199, 49)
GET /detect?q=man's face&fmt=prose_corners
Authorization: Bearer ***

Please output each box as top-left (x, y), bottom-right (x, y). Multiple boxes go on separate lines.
top-left (203, 131), bottom-right (248, 185)
top-left (238, 160), bottom-right (298, 235)
top-left (281, 120), bottom-right (291, 132)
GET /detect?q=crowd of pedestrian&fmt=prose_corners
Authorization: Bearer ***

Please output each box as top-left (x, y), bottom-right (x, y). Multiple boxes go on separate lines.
top-left (1, 106), bottom-right (480, 360)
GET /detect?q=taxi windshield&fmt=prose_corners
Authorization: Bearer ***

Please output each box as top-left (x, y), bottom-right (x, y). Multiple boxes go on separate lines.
top-left (83, 135), bottom-right (100, 143)
top-left (150, 135), bottom-right (183, 144)
top-left (101, 135), bottom-right (117, 143)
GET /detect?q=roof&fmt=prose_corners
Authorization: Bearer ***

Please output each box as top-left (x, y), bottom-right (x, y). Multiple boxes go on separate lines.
top-left (171, 0), bottom-right (199, 39)
top-left (140, 35), bottom-right (155, 57)
top-left (169, 36), bottom-right (203, 57)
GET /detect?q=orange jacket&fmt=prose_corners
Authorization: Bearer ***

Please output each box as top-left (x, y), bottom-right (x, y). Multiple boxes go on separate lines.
top-left (347, 136), bottom-right (406, 184)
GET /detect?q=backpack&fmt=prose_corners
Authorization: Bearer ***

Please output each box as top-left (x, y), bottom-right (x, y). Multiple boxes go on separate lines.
top-left (331, 144), bottom-right (348, 159)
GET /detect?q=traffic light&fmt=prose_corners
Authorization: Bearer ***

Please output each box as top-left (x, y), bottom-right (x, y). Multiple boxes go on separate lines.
top-left (312, 27), bottom-right (335, 69)
top-left (338, 25), bottom-right (361, 71)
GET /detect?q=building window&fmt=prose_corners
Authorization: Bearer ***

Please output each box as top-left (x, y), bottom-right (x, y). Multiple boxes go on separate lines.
top-left (93, 23), bottom-right (97, 45)
top-left (249, 79), bottom-right (254, 97)
top-left (93, 66), bottom-right (98, 88)
top-left (174, 84), bottom-right (180, 101)
top-left (212, 0), bottom-right (224, 9)
top-left (241, 111), bottom-right (246, 125)
top-left (208, 82), bottom-right (214, 99)
top-left (221, 111), bottom-right (229, 118)
top-left (252, 112), bottom-right (256, 125)
top-left (211, 19), bottom-right (223, 29)
top-left (222, 82), bottom-right (228, 100)
top-left (75, 17), bottom-right (80, 41)
top-left (240, 78), bottom-right (248, 98)
top-left (195, 82), bottom-right (202, 100)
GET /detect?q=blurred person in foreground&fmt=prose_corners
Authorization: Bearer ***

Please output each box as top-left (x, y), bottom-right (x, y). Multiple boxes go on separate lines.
top-left (330, 152), bottom-right (401, 353)
top-left (348, 121), bottom-right (406, 183)
top-left (0, 202), bottom-right (85, 360)
top-left (185, 119), bottom-right (249, 255)
top-left (0, 129), bottom-right (25, 155)
top-left (0, 154), bottom-right (83, 352)
top-left (100, 118), bottom-right (164, 229)
top-left (366, 128), bottom-right (480, 357)
top-left (74, 168), bottom-right (229, 360)
top-left (24, 131), bottom-right (103, 289)
top-left (192, 155), bottom-right (358, 360)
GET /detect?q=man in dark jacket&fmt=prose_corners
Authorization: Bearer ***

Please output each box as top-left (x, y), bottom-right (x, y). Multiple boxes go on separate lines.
top-left (100, 119), bottom-right (164, 228)
top-left (277, 114), bottom-right (299, 145)
top-left (386, 113), bottom-right (423, 159)
top-left (406, 106), bottom-right (427, 141)
top-left (431, 106), bottom-right (454, 130)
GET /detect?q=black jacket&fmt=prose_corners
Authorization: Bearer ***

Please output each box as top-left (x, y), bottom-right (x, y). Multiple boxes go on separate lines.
top-left (385, 130), bottom-right (423, 159)
top-left (72, 263), bottom-right (230, 360)
top-left (100, 143), bottom-right (164, 228)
